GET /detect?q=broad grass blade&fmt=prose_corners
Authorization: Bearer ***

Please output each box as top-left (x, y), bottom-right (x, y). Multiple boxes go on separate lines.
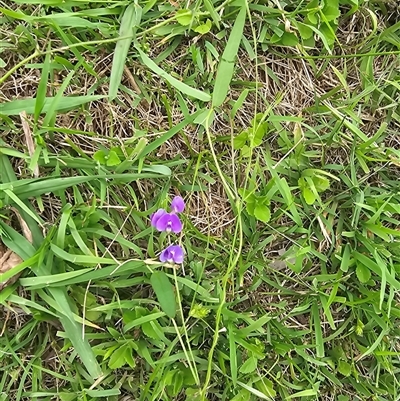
top-left (150, 271), bottom-right (176, 318)
top-left (109, 3), bottom-right (142, 100)
top-left (212, 6), bottom-right (246, 107)
top-left (136, 47), bottom-right (211, 102)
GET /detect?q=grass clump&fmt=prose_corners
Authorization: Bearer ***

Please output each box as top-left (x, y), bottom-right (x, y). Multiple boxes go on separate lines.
top-left (1, 0), bottom-right (400, 400)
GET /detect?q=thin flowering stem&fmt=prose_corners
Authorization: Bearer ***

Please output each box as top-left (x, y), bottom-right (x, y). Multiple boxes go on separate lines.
top-left (172, 266), bottom-right (200, 386)
top-left (201, 109), bottom-right (245, 399)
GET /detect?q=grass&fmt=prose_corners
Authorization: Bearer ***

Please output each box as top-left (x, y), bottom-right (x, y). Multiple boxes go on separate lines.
top-left (1, 0), bottom-right (400, 400)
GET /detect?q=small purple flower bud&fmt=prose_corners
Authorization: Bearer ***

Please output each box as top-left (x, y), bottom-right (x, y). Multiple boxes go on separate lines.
top-left (160, 245), bottom-right (184, 264)
top-left (151, 209), bottom-right (167, 228)
top-left (171, 196), bottom-right (185, 213)
top-left (155, 213), bottom-right (183, 233)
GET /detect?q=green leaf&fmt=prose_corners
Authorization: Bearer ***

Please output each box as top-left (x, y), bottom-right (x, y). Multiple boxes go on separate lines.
top-left (254, 203), bottom-right (271, 223)
top-left (194, 19), bottom-right (212, 34)
top-left (302, 186), bottom-right (316, 205)
top-left (287, 389), bottom-right (318, 399)
top-left (319, 22), bottom-right (336, 46)
top-left (106, 150), bottom-right (121, 166)
top-left (280, 32), bottom-right (299, 46)
top-left (142, 321), bottom-right (162, 340)
top-left (124, 311), bottom-right (165, 332)
top-left (124, 344), bottom-right (136, 369)
top-left (253, 123), bottom-right (267, 146)
top-left (150, 271), bottom-right (176, 318)
top-left (109, 3), bottom-right (142, 100)
top-left (233, 131), bottom-right (248, 149)
top-left (254, 378), bottom-right (276, 398)
top-left (136, 46), bottom-right (210, 102)
top-left (356, 263), bottom-right (371, 284)
top-left (241, 145), bottom-right (251, 158)
top-left (322, 0), bottom-right (340, 21)
top-left (203, 0), bottom-right (220, 29)
top-left (314, 175), bottom-right (330, 192)
top-left (108, 344), bottom-right (129, 369)
top-left (297, 22), bottom-right (314, 40)
top-left (212, 6), bottom-right (246, 107)
top-left (93, 150), bottom-right (106, 164)
top-left (1, 95), bottom-right (105, 116)
top-left (176, 9), bottom-right (192, 26)
top-left (337, 360), bottom-right (352, 377)
top-left (35, 50), bottom-right (51, 121)
top-left (307, 11), bottom-right (318, 25)
top-left (239, 356), bottom-right (257, 374)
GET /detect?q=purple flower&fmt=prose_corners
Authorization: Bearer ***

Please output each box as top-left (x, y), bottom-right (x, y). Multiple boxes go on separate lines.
top-left (160, 245), bottom-right (184, 264)
top-left (171, 196), bottom-right (185, 213)
top-left (151, 209), bottom-right (167, 228)
top-left (153, 212), bottom-right (183, 233)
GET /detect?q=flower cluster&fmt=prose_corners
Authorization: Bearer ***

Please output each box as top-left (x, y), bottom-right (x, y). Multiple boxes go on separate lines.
top-left (150, 196), bottom-right (185, 264)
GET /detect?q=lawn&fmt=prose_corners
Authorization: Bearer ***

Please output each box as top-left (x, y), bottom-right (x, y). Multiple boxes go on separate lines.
top-left (1, 0), bottom-right (400, 400)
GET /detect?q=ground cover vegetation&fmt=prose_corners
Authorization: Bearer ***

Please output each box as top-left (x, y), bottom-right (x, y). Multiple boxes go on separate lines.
top-left (1, 0), bottom-right (400, 399)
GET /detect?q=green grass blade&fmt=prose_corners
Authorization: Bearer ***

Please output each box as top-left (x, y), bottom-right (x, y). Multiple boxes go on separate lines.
top-left (123, 311), bottom-right (166, 332)
top-left (19, 268), bottom-right (94, 287)
top-left (50, 244), bottom-right (116, 265)
top-left (212, 6), bottom-right (246, 107)
top-left (312, 301), bottom-right (325, 358)
top-left (43, 70), bottom-right (75, 126)
top-left (136, 46), bottom-right (211, 102)
top-left (34, 50), bottom-right (51, 121)
top-left (1, 95), bottom-right (105, 116)
top-left (109, 3), bottom-right (142, 100)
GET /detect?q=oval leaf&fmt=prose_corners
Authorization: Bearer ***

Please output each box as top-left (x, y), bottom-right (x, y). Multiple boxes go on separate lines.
top-left (254, 203), bottom-right (271, 223)
top-left (150, 271), bottom-right (176, 318)
top-left (356, 263), bottom-right (371, 284)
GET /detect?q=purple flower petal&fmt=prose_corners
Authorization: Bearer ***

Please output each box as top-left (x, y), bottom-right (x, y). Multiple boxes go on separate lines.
top-left (169, 245), bottom-right (184, 263)
top-left (155, 213), bottom-right (183, 233)
top-left (159, 245), bottom-right (184, 264)
top-left (159, 248), bottom-right (170, 263)
top-left (171, 196), bottom-right (185, 213)
top-left (151, 209), bottom-right (167, 228)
